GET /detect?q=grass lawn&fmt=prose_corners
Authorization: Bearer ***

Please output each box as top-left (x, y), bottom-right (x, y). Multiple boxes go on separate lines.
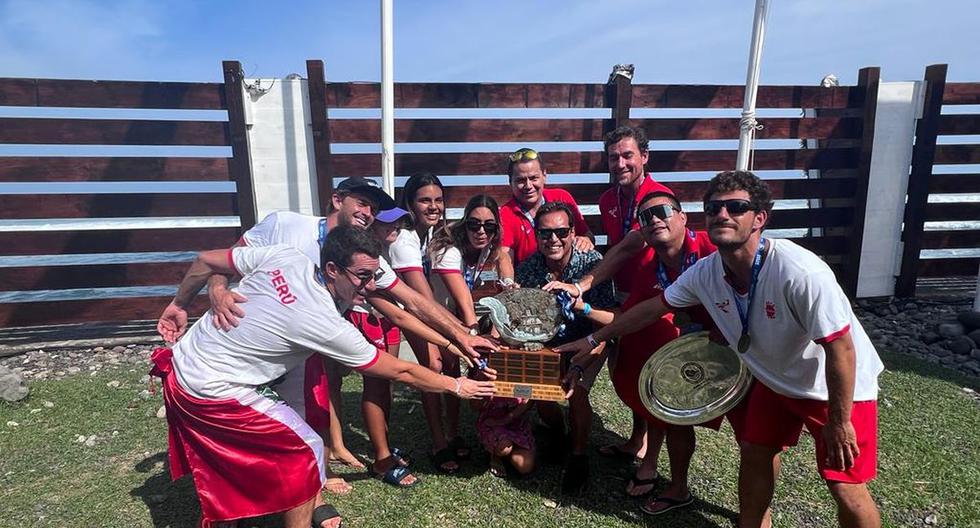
top-left (1, 349), bottom-right (978, 528)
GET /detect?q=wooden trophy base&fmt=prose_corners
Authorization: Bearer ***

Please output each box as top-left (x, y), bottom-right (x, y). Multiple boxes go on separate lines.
top-left (487, 346), bottom-right (565, 401)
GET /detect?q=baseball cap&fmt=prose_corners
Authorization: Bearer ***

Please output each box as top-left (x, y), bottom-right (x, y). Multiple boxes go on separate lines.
top-left (375, 207), bottom-right (410, 224)
top-left (335, 177), bottom-right (396, 210)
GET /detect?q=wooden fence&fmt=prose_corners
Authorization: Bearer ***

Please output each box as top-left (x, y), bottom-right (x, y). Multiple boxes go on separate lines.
top-left (0, 60), bottom-right (973, 329)
top-left (0, 61), bottom-right (257, 327)
top-left (896, 65), bottom-right (980, 296)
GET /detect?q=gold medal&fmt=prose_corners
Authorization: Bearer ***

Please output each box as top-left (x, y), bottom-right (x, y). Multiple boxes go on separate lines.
top-left (737, 334), bottom-right (751, 354)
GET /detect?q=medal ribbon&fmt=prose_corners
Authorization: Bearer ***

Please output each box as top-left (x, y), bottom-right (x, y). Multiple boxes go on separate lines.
top-left (463, 248), bottom-right (491, 291)
top-left (655, 230), bottom-right (699, 289)
top-left (731, 238), bottom-right (766, 352)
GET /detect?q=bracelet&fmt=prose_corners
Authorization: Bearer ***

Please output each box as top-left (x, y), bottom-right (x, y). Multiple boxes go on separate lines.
top-left (453, 377), bottom-right (462, 396)
top-left (572, 282), bottom-right (584, 298)
top-left (582, 302), bottom-right (592, 316)
top-left (586, 333), bottom-right (600, 348)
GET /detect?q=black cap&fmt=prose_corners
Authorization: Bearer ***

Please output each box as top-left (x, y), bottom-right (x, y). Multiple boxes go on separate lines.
top-left (335, 177), bottom-right (396, 210)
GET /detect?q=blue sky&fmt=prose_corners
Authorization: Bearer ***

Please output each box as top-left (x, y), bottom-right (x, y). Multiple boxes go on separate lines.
top-left (0, 0), bottom-right (977, 85)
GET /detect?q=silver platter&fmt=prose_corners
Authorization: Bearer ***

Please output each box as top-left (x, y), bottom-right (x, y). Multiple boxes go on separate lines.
top-left (638, 331), bottom-right (752, 426)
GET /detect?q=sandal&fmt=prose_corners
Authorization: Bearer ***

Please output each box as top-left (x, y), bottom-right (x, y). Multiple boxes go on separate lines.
top-left (429, 447), bottom-right (459, 474)
top-left (489, 456), bottom-right (507, 479)
top-left (640, 494), bottom-right (694, 516)
top-left (373, 463), bottom-right (419, 488)
top-left (561, 454), bottom-right (590, 495)
top-left (626, 473), bottom-right (662, 498)
top-left (598, 444), bottom-right (642, 464)
top-left (391, 447), bottom-right (412, 466)
top-left (449, 436), bottom-right (471, 460)
top-left (311, 503), bottom-right (343, 528)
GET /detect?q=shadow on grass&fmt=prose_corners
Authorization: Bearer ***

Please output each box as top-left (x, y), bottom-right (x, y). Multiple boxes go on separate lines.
top-left (879, 349), bottom-right (980, 390)
top-left (130, 451), bottom-right (201, 528)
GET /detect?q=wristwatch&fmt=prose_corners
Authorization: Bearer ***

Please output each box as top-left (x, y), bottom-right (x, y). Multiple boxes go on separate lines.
top-left (468, 326), bottom-right (479, 336)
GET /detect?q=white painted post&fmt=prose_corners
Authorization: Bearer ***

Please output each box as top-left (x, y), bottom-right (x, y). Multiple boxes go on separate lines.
top-left (855, 80), bottom-right (926, 298)
top-left (736, 0), bottom-right (770, 171)
top-left (241, 77), bottom-right (320, 219)
top-left (380, 0), bottom-right (396, 198)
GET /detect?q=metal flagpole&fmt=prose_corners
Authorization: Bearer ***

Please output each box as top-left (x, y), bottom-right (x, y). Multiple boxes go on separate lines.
top-left (736, 0), bottom-right (771, 171)
top-left (381, 0), bottom-right (395, 198)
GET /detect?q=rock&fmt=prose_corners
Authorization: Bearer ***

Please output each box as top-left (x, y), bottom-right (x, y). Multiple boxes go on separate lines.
top-left (84, 435), bottom-right (97, 447)
top-left (938, 323), bottom-right (966, 338)
top-left (971, 349), bottom-right (980, 361)
top-left (542, 499), bottom-right (558, 508)
top-left (6, 421), bottom-right (19, 427)
top-left (965, 361), bottom-right (980, 375)
top-left (76, 435), bottom-right (86, 443)
top-left (957, 310), bottom-right (980, 330)
top-left (930, 345), bottom-right (952, 358)
top-left (968, 329), bottom-right (980, 347)
top-left (111, 346), bottom-right (127, 354)
top-left (67, 366), bottom-right (81, 375)
top-left (0, 365), bottom-right (30, 402)
top-left (106, 380), bottom-right (121, 389)
top-left (903, 302), bottom-right (918, 311)
top-left (921, 332), bottom-right (942, 345)
top-left (949, 337), bottom-right (974, 356)
top-left (156, 405), bottom-right (167, 419)
top-left (42, 400), bottom-right (54, 408)
top-left (924, 512), bottom-right (938, 525)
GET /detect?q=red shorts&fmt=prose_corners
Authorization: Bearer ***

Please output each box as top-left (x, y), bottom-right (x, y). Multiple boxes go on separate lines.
top-left (346, 310), bottom-right (401, 351)
top-left (737, 381), bottom-right (878, 483)
top-left (150, 348), bottom-right (324, 525)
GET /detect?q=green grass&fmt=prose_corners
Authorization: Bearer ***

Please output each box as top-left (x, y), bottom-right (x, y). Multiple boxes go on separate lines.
top-left (1, 350), bottom-right (978, 528)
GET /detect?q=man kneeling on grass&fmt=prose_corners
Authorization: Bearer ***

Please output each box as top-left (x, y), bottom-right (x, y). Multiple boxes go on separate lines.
top-left (154, 225), bottom-right (495, 528)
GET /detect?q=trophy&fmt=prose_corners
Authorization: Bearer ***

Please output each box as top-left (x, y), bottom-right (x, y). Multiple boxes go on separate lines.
top-left (637, 331), bottom-right (752, 425)
top-left (477, 288), bottom-right (566, 401)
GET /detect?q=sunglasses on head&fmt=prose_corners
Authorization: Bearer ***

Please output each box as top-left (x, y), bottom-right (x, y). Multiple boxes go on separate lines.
top-left (535, 227), bottom-right (573, 240)
top-left (508, 148), bottom-right (539, 163)
top-left (343, 266), bottom-right (385, 289)
top-left (465, 219), bottom-right (498, 234)
top-left (638, 204), bottom-right (679, 227)
top-left (703, 199), bottom-right (757, 217)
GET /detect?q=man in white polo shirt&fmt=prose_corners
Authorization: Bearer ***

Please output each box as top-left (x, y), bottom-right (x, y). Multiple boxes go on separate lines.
top-left (558, 170), bottom-right (883, 528)
top-left (154, 225), bottom-right (495, 528)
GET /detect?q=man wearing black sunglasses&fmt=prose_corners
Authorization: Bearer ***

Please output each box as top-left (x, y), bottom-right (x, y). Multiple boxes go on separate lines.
top-left (499, 148), bottom-right (595, 266)
top-left (514, 201), bottom-right (615, 495)
top-left (559, 171), bottom-right (883, 528)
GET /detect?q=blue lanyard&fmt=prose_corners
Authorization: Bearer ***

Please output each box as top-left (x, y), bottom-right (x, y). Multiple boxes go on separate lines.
top-left (655, 230), bottom-right (698, 289)
top-left (731, 238), bottom-right (766, 350)
top-left (463, 249), bottom-right (490, 291)
top-left (519, 196), bottom-right (546, 227)
top-left (317, 218), bottom-right (328, 248)
top-left (618, 188), bottom-right (635, 238)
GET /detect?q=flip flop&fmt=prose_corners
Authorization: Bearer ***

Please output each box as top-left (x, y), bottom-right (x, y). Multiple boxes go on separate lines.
top-left (390, 447), bottom-right (412, 466)
top-left (626, 473), bottom-right (662, 498)
top-left (311, 503), bottom-right (343, 528)
top-left (373, 464), bottom-right (419, 488)
top-left (640, 494), bottom-right (695, 516)
top-left (449, 436), bottom-right (472, 460)
top-left (429, 447), bottom-right (459, 474)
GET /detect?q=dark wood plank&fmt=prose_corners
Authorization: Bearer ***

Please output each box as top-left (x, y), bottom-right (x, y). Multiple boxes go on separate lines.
top-left (786, 235), bottom-right (850, 255)
top-left (328, 117), bottom-right (861, 143)
top-left (0, 295), bottom-right (210, 327)
top-left (0, 78), bottom-right (225, 109)
top-left (1, 194), bottom-right (238, 219)
top-left (307, 60), bottom-right (334, 216)
top-left (918, 258), bottom-right (980, 278)
top-left (0, 118), bottom-right (229, 145)
top-left (928, 173), bottom-right (980, 193)
top-left (325, 83), bottom-right (608, 109)
top-left (934, 144), bottom-right (980, 164)
top-left (0, 262), bottom-right (193, 291)
top-left (0, 227), bottom-right (240, 256)
top-left (0, 157), bottom-right (232, 182)
top-left (330, 148), bottom-right (859, 177)
top-left (222, 61), bottom-right (257, 231)
top-left (938, 114), bottom-right (980, 135)
top-left (921, 229), bottom-right (980, 249)
top-left (897, 65), bottom-right (948, 297)
top-left (924, 202), bottom-right (980, 221)
top-left (942, 82), bottom-right (980, 105)
top-left (582, 207), bottom-right (853, 233)
top-left (630, 85), bottom-right (857, 109)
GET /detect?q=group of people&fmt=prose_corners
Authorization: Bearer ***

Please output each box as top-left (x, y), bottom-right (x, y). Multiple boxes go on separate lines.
top-left (154, 125), bottom-right (884, 528)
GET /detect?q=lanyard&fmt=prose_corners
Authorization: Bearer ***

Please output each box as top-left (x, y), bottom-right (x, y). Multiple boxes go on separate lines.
top-left (463, 248), bottom-right (491, 291)
top-left (518, 196), bottom-right (546, 229)
top-left (655, 230), bottom-right (699, 289)
top-left (317, 218), bottom-right (328, 248)
top-left (420, 226), bottom-right (432, 276)
top-left (731, 238), bottom-right (766, 353)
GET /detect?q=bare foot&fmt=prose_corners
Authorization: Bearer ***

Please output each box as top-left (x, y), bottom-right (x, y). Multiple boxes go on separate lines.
top-left (323, 477), bottom-right (352, 495)
top-left (329, 448), bottom-right (365, 469)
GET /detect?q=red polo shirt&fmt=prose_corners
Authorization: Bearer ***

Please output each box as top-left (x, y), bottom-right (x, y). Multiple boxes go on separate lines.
top-left (597, 174), bottom-right (673, 292)
top-left (612, 230), bottom-right (720, 427)
top-left (499, 187), bottom-right (590, 265)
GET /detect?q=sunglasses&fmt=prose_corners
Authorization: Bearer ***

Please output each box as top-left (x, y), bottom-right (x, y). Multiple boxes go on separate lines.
top-left (465, 219), bottom-right (499, 235)
top-left (535, 227), bottom-right (573, 240)
top-left (343, 266), bottom-right (385, 289)
top-left (638, 204), bottom-right (679, 227)
top-left (508, 148), bottom-right (539, 163)
top-left (703, 199), bottom-right (757, 217)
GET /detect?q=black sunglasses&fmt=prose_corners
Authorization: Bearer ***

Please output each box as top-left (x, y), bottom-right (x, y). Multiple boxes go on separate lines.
top-left (638, 204), bottom-right (679, 227)
top-left (703, 199), bottom-right (757, 217)
top-left (343, 266), bottom-right (385, 289)
top-left (535, 227), bottom-right (573, 240)
top-left (465, 219), bottom-right (498, 234)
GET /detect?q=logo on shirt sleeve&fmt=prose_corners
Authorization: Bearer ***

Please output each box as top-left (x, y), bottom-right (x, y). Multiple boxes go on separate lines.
top-left (714, 299), bottom-right (730, 313)
top-left (270, 269), bottom-right (297, 305)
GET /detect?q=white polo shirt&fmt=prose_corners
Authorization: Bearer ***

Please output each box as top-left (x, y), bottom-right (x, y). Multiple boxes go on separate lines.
top-left (172, 244), bottom-right (381, 400)
top-left (241, 210), bottom-right (399, 292)
top-left (663, 238), bottom-right (883, 401)
top-left (388, 228), bottom-right (427, 274)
